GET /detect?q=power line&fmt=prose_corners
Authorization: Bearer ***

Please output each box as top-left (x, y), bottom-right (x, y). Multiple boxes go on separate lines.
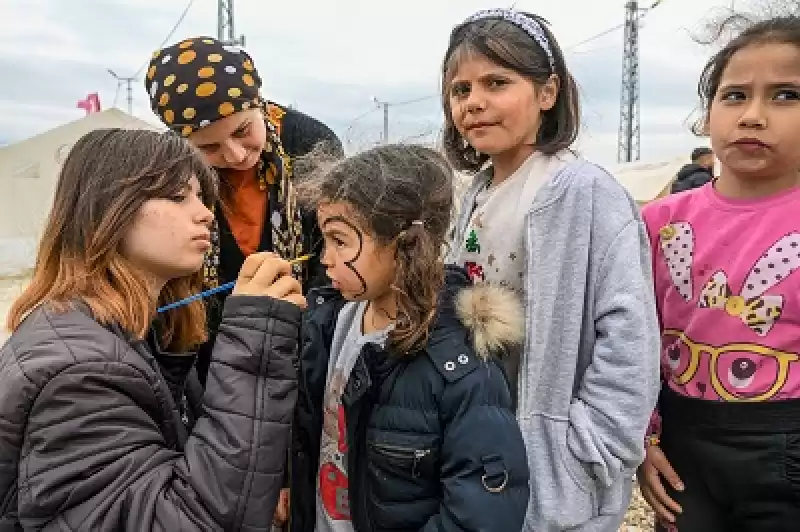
top-left (133, 0), bottom-right (196, 78)
top-left (106, 0), bottom-right (196, 116)
top-left (565, 0), bottom-right (662, 53)
top-left (343, 11), bottom-right (666, 145)
top-left (343, 15), bottom-right (651, 126)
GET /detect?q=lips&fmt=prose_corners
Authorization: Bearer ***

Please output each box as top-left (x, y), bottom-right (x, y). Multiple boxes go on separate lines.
top-left (465, 122), bottom-right (497, 131)
top-left (731, 138), bottom-right (769, 149)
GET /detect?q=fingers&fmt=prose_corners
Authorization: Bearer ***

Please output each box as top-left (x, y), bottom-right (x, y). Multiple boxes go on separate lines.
top-left (641, 483), bottom-right (677, 524)
top-left (265, 275), bottom-right (302, 301)
top-left (238, 252), bottom-right (279, 282)
top-left (654, 450), bottom-right (685, 492)
top-left (250, 255), bottom-right (292, 286)
top-left (637, 447), bottom-right (684, 524)
top-left (283, 293), bottom-right (308, 309)
top-left (648, 470), bottom-right (683, 516)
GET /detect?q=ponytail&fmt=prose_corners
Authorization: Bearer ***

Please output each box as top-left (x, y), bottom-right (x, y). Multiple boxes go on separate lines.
top-left (390, 221), bottom-right (444, 354)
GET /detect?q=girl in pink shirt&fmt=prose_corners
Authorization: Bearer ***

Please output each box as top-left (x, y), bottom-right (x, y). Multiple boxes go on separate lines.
top-left (639, 16), bottom-right (800, 532)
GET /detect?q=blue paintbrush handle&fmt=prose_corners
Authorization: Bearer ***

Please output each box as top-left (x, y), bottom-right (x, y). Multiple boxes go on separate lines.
top-left (156, 281), bottom-right (236, 313)
top-left (156, 253), bottom-right (314, 314)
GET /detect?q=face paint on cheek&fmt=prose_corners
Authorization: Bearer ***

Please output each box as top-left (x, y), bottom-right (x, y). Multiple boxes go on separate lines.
top-left (322, 215), bottom-right (368, 297)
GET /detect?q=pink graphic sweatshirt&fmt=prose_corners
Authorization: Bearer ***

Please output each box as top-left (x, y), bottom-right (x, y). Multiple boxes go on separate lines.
top-left (642, 183), bottom-right (800, 406)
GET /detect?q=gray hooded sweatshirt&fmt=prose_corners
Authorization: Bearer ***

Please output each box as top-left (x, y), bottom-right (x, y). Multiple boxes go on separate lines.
top-left (448, 158), bottom-right (661, 531)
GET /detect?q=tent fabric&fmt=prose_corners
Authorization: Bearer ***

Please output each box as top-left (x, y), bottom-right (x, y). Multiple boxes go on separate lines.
top-left (0, 109), bottom-right (162, 277)
top-left (606, 157), bottom-right (684, 205)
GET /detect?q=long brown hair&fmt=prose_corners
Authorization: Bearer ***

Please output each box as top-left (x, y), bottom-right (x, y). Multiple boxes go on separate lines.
top-left (441, 12), bottom-right (580, 172)
top-left (7, 128), bottom-right (217, 351)
top-left (294, 144), bottom-right (454, 354)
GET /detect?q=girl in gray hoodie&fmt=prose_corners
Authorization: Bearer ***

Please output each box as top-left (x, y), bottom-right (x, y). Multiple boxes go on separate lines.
top-left (442, 8), bottom-right (662, 531)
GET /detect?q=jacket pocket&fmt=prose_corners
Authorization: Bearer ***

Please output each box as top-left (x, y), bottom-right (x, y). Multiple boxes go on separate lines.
top-left (366, 432), bottom-right (441, 503)
top-left (369, 442), bottom-right (436, 479)
top-left (522, 416), bottom-right (595, 529)
top-left (522, 415), bottom-right (633, 528)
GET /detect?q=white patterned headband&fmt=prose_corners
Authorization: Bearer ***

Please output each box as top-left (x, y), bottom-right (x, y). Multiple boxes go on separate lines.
top-left (462, 8), bottom-right (555, 70)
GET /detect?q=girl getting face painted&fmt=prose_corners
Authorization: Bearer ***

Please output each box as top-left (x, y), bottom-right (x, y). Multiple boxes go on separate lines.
top-left (295, 144), bottom-right (454, 344)
top-left (289, 144), bottom-right (530, 532)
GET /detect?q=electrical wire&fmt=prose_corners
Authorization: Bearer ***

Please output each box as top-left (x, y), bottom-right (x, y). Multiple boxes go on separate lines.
top-left (344, 2), bottom-right (666, 145)
top-left (345, 4), bottom-right (664, 124)
top-left (132, 0), bottom-right (196, 78)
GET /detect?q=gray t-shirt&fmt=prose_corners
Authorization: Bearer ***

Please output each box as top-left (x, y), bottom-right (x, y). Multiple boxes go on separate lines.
top-left (315, 301), bottom-right (391, 532)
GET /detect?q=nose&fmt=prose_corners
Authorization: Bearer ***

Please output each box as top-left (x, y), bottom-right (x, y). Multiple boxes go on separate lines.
top-left (319, 242), bottom-right (334, 268)
top-left (464, 87), bottom-right (486, 114)
top-left (738, 99), bottom-right (767, 130)
top-left (196, 201), bottom-right (214, 227)
top-left (222, 140), bottom-right (248, 166)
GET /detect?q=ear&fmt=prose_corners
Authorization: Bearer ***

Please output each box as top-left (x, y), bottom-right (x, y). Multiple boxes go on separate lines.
top-left (700, 113), bottom-right (711, 137)
top-left (537, 74), bottom-right (559, 112)
top-left (693, 112), bottom-right (711, 137)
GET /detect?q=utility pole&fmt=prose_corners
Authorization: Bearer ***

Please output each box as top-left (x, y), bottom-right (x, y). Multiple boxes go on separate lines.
top-left (218, 0), bottom-right (246, 47)
top-left (617, 0), bottom-right (640, 163)
top-left (616, 0), bottom-right (662, 163)
top-left (371, 98), bottom-right (391, 144)
top-left (382, 102), bottom-right (389, 144)
top-left (108, 69), bottom-right (136, 115)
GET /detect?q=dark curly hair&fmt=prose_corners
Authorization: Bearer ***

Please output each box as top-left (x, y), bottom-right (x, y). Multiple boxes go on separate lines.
top-left (294, 144), bottom-right (454, 354)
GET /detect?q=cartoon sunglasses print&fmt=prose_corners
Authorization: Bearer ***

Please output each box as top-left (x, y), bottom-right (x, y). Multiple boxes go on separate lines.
top-left (664, 329), bottom-right (800, 402)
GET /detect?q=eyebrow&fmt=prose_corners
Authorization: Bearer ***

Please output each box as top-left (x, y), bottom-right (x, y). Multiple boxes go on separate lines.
top-left (320, 224), bottom-right (349, 237)
top-left (719, 81), bottom-right (800, 91)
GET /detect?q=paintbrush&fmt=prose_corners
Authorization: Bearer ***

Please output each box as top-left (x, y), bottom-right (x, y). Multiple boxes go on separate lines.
top-left (157, 254), bottom-right (314, 313)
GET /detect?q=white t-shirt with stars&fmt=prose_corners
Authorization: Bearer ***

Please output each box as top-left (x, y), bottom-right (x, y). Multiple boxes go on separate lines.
top-left (452, 150), bottom-right (576, 294)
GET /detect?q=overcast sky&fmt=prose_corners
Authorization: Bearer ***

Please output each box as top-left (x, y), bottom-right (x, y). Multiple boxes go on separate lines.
top-left (0, 0), bottom-right (735, 165)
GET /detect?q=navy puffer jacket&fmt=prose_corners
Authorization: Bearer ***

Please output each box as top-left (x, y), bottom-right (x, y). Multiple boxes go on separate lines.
top-left (289, 266), bottom-right (530, 532)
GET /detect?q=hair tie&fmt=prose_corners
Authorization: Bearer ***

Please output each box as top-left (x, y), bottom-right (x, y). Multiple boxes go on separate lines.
top-left (463, 8), bottom-right (555, 71)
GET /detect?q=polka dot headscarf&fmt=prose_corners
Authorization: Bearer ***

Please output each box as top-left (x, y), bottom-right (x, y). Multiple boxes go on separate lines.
top-left (145, 37), bottom-right (307, 290)
top-left (145, 37), bottom-right (263, 137)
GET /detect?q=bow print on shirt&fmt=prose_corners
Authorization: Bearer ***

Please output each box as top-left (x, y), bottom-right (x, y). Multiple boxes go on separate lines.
top-left (697, 232), bottom-right (800, 336)
top-left (658, 221), bottom-right (695, 301)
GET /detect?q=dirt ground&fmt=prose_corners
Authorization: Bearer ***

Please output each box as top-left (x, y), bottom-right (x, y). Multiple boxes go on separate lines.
top-left (620, 484), bottom-right (655, 531)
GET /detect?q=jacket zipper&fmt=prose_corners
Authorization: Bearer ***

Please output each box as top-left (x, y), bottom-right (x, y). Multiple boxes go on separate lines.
top-left (369, 442), bottom-right (431, 478)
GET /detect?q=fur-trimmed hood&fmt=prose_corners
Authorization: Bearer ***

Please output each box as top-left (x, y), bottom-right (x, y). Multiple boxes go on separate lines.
top-left (455, 283), bottom-right (525, 359)
top-left (435, 265), bottom-right (525, 361)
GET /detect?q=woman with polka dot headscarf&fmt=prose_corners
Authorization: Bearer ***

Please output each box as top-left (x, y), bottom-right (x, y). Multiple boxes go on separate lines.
top-left (145, 36), bottom-right (342, 387)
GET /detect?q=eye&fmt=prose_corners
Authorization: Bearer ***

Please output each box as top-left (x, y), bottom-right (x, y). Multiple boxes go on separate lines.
top-left (450, 82), bottom-right (470, 98)
top-left (198, 144), bottom-right (219, 154)
top-left (720, 90), bottom-right (746, 102)
top-left (233, 123), bottom-right (251, 138)
top-left (775, 89), bottom-right (800, 101)
top-left (168, 192), bottom-right (188, 203)
top-left (486, 77), bottom-right (509, 89)
top-left (323, 234), bottom-right (346, 249)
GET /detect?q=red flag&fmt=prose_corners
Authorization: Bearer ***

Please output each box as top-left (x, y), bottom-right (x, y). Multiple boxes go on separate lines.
top-left (76, 93), bottom-right (101, 115)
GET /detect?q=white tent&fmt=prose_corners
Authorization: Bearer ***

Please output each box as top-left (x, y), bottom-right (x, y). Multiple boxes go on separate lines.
top-left (0, 109), bottom-right (163, 277)
top-left (607, 157), bottom-right (686, 206)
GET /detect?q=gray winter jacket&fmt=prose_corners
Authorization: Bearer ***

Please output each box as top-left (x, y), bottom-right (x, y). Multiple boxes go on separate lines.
top-left (449, 159), bottom-right (661, 531)
top-left (0, 295), bottom-right (300, 531)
